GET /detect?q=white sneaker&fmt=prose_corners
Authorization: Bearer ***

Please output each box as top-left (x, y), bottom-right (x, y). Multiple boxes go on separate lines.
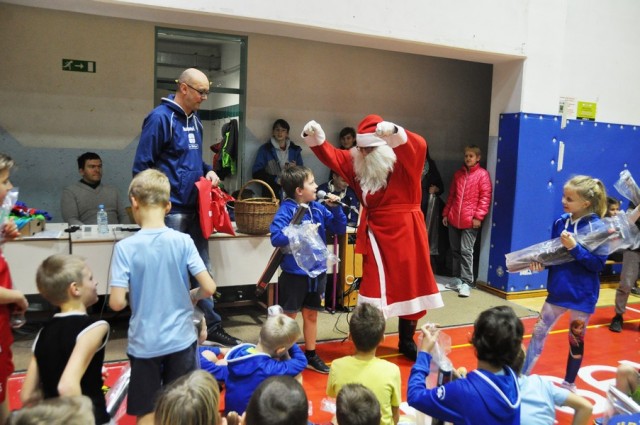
top-left (458, 283), bottom-right (471, 298)
top-left (561, 381), bottom-right (577, 393)
top-left (445, 278), bottom-right (463, 292)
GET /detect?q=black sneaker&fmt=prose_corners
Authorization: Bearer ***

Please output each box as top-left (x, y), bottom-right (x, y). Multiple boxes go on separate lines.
top-left (609, 314), bottom-right (623, 333)
top-left (631, 287), bottom-right (640, 297)
top-left (305, 352), bottom-right (330, 374)
top-left (207, 327), bottom-right (242, 346)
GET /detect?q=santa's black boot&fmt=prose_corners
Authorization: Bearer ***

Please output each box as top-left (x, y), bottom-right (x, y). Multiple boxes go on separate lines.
top-left (398, 318), bottom-right (418, 361)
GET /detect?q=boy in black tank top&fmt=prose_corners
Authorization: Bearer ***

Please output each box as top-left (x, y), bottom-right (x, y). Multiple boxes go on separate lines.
top-left (20, 254), bottom-right (110, 424)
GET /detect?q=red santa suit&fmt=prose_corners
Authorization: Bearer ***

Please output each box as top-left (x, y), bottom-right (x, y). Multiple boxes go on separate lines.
top-left (303, 116), bottom-right (443, 319)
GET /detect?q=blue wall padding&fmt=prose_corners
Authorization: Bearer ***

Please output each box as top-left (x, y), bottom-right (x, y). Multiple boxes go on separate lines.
top-left (488, 113), bottom-right (640, 293)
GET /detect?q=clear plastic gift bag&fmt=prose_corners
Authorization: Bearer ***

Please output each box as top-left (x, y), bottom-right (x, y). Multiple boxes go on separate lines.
top-left (282, 222), bottom-right (339, 277)
top-left (614, 170), bottom-right (640, 206)
top-left (0, 188), bottom-right (18, 240)
top-left (505, 212), bottom-right (637, 273)
top-left (105, 363), bottom-right (130, 420)
top-left (415, 324), bottom-right (453, 425)
top-left (425, 194), bottom-right (442, 256)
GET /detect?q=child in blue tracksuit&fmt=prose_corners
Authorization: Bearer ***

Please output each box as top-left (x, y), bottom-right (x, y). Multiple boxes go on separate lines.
top-left (408, 306), bottom-right (523, 425)
top-left (522, 175), bottom-right (608, 392)
top-left (224, 314), bottom-right (307, 415)
top-left (270, 165), bottom-right (347, 374)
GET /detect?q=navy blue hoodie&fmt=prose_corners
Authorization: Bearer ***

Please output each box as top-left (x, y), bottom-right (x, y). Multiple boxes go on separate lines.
top-left (133, 95), bottom-right (212, 212)
top-left (546, 212), bottom-right (607, 313)
top-left (270, 199), bottom-right (347, 275)
top-left (408, 352), bottom-right (521, 425)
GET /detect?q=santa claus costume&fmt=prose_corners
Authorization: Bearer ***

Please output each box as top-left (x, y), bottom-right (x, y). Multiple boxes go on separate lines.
top-left (302, 115), bottom-right (443, 360)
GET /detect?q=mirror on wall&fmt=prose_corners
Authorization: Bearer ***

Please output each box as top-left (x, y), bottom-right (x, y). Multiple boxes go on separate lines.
top-left (155, 27), bottom-right (247, 189)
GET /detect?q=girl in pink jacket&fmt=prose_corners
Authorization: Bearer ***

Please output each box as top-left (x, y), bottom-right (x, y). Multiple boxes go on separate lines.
top-left (442, 145), bottom-right (492, 298)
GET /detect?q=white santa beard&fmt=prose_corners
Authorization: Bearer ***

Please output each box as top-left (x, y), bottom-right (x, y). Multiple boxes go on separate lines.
top-left (353, 144), bottom-right (397, 195)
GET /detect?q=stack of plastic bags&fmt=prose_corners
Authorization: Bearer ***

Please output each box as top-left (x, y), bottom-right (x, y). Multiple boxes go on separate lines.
top-left (505, 170), bottom-right (640, 273)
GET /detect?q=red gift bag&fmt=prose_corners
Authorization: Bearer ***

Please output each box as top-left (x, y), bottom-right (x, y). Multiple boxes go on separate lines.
top-left (195, 177), bottom-right (236, 237)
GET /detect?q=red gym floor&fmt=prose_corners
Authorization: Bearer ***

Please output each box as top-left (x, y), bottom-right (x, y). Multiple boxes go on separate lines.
top-left (7, 303), bottom-right (639, 424)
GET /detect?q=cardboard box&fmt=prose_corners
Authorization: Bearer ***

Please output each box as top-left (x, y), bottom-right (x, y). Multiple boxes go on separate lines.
top-left (19, 219), bottom-right (45, 237)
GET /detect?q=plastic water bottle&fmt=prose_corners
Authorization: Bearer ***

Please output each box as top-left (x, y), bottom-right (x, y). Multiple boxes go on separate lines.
top-left (97, 204), bottom-right (109, 234)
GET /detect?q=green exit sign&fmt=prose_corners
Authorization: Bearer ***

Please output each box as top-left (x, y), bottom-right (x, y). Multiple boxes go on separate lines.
top-left (62, 59), bottom-right (96, 73)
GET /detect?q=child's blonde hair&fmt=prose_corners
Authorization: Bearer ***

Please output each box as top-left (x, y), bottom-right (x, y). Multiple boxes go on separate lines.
top-left (7, 395), bottom-right (94, 425)
top-left (258, 314), bottom-right (301, 356)
top-left (36, 254), bottom-right (86, 306)
top-left (565, 175), bottom-right (607, 218)
top-left (464, 145), bottom-right (482, 157)
top-left (0, 152), bottom-right (15, 173)
top-left (129, 169), bottom-right (170, 207)
top-left (154, 370), bottom-right (221, 425)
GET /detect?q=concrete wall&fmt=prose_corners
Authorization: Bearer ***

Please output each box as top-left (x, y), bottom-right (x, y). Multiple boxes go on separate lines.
top-left (0, 3), bottom-right (492, 222)
top-left (3, 0), bottom-right (639, 283)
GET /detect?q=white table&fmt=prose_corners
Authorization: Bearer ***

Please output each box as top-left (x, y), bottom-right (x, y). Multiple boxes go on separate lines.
top-left (3, 223), bottom-right (70, 295)
top-left (3, 223), bottom-right (278, 296)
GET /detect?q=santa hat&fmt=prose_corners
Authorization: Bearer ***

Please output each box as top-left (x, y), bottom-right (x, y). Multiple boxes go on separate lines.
top-left (356, 114), bottom-right (386, 147)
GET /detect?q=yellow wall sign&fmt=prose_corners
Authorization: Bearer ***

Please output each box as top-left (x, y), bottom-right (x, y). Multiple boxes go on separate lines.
top-left (576, 101), bottom-right (597, 121)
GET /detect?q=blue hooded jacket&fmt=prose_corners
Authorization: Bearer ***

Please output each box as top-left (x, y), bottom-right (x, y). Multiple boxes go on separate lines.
top-left (224, 343), bottom-right (307, 415)
top-left (133, 95), bottom-right (212, 212)
top-left (270, 199), bottom-right (347, 275)
top-left (198, 346), bottom-right (228, 383)
top-left (408, 352), bottom-right (521, 425)
top-left (546, 212), bottom-right (607, 313)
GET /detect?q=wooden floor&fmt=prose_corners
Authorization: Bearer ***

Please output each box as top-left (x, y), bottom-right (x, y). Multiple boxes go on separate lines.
top-left (7, 287), bottom-right (639, 424)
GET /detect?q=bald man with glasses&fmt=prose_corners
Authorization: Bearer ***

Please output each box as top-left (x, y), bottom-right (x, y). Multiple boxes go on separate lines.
top-left (133, 68), bottom-right (241, 347)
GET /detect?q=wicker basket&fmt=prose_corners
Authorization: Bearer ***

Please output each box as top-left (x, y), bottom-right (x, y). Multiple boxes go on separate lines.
top-left (234, 179), bottom-right (279, 235)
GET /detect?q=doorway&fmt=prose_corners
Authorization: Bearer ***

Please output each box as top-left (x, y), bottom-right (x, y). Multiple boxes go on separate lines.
top-left (155, 27), bottom-right (247, 191)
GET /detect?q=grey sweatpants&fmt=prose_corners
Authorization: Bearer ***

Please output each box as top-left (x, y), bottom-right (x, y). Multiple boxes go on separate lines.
top-left (448, 226), bottom-right (478, 286)
top-left (615, 250), bottom-right (640, 315)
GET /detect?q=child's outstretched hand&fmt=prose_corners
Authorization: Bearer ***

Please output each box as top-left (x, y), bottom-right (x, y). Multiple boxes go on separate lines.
top-left (419, 323), bottom-right (440, 354)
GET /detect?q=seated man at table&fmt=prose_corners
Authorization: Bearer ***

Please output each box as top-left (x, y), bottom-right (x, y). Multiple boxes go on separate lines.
top-left (61, 152), bottom-right (128, 225)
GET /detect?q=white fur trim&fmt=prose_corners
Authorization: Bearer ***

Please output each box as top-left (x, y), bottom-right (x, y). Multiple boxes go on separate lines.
top-left (369, 228), bottom-right (387, 307)
top-left (358, 293), bottom-right (444, 319)
top-left (356, 132), bottom-right (386, 147)
top-left (360, 228), bottom-right (444, 319)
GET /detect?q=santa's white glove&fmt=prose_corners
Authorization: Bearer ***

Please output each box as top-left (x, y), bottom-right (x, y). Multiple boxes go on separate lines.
top-left (375, 121), bottom-right (397, 137)
top-left (301, 120), bottom-right (326, 146)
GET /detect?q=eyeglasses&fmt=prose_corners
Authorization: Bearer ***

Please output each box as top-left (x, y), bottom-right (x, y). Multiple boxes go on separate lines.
top-left (357, 146), bottom-right (376, 153)
top-left (183, 82), bottom-right (210, 98)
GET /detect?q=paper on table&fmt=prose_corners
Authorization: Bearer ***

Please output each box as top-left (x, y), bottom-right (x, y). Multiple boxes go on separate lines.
top-left (21, 229), bottom-right (63, 239)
